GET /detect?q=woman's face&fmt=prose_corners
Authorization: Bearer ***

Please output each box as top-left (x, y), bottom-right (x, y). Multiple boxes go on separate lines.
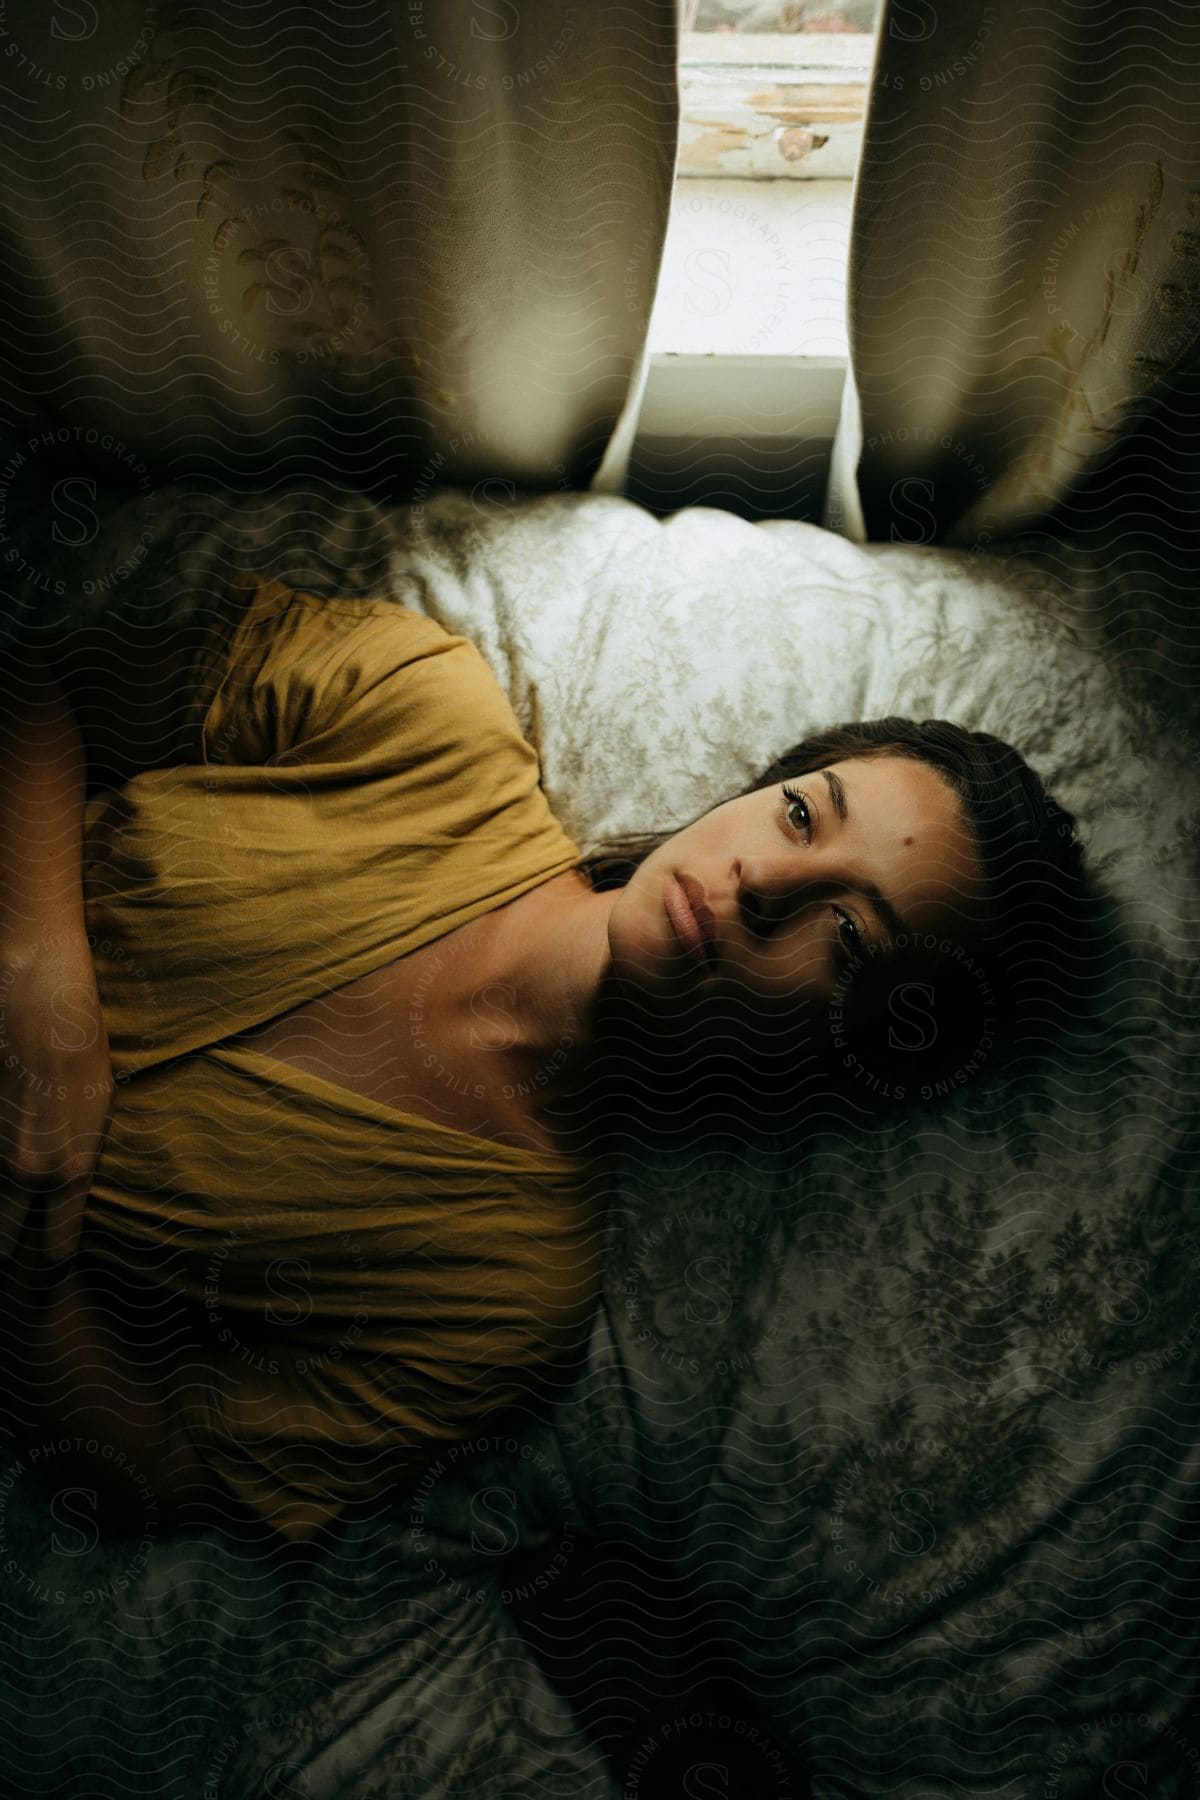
top-left (607, 754), bottom-right (989, 1039)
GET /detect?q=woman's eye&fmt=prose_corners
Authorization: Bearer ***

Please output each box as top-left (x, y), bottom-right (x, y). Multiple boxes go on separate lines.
top-left (834, 907), bottom-right (860, 957)
top-left (781, 785), bottom-right (811, 838)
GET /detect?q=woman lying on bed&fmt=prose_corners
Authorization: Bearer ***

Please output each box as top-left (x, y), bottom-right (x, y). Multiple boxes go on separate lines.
top-left (0, 575), bottom-right (1090, 1544)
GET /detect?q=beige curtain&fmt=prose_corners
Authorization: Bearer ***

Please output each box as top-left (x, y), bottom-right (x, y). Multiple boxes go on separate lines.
top-left (0, 0), bottom-right (679, 501)
top-left (825, 0), bottom-right (1200, 550)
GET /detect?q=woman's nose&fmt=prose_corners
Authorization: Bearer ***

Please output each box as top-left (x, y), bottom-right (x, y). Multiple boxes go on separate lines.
top-left (737, 856), bottom-right (836, 931)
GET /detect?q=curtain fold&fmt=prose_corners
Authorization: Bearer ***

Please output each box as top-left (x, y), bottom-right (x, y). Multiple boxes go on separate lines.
top-left (825, 0), bottom-right (1200, 550)
top-left (0, 0), bottom-right (679, 503)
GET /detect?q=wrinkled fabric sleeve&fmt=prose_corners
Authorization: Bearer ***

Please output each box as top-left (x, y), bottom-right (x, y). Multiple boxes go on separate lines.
top-left (82, 571), bottom-right (582, 1075)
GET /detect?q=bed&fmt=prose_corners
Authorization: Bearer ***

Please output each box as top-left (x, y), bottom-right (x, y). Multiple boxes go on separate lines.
top-left (1, 477), bottom-right (1198, 1797)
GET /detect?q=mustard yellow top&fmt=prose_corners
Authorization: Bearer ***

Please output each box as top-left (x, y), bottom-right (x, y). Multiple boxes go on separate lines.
top-left (79, 575), bottom-right (601, 1543)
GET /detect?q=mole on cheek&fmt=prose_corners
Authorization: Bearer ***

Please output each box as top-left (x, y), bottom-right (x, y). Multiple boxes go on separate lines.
top-left (903, 835), bottom-right (914, 846)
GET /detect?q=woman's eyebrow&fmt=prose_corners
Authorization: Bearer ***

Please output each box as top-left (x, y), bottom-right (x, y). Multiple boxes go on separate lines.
top-left (821, 767), bottom-right (849, 824)
top-left (821, 768), bottom-right (909, 943)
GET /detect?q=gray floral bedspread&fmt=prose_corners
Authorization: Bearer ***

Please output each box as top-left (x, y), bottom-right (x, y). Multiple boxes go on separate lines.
top-left (1, 479), bottom-right (1197, 1798)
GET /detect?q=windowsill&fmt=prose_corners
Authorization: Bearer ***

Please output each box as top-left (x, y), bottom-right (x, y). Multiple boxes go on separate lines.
top-left (646, 177), bottom-right (852, 359)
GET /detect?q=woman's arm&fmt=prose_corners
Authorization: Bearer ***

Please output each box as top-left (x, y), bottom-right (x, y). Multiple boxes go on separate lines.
top-left (1, 620), bottom-right (220, 1264)
top-left (0, 646), bottom-right (113, 1265)
top-left (0, 643), bottom-right (88, 942)
top-left (0, 643), bottom-right (226, 1524)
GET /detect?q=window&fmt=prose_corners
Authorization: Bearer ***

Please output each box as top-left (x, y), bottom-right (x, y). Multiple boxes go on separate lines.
top-left (646, 0), bottom-right (881, 358)
top-left (622, 1), bottom-right (883, 520)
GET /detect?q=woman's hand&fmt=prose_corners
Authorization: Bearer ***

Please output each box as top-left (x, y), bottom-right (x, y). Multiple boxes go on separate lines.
top-left (0, 928), bottom-right (113, 1267)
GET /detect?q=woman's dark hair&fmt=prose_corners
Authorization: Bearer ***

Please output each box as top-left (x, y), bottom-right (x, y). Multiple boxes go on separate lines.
top-left (576, 717), bottom-right (1096, 1128)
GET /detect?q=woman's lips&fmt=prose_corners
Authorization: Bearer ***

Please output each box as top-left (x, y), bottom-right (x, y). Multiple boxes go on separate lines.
top-left (665, 875), bottom-right (712, 970)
